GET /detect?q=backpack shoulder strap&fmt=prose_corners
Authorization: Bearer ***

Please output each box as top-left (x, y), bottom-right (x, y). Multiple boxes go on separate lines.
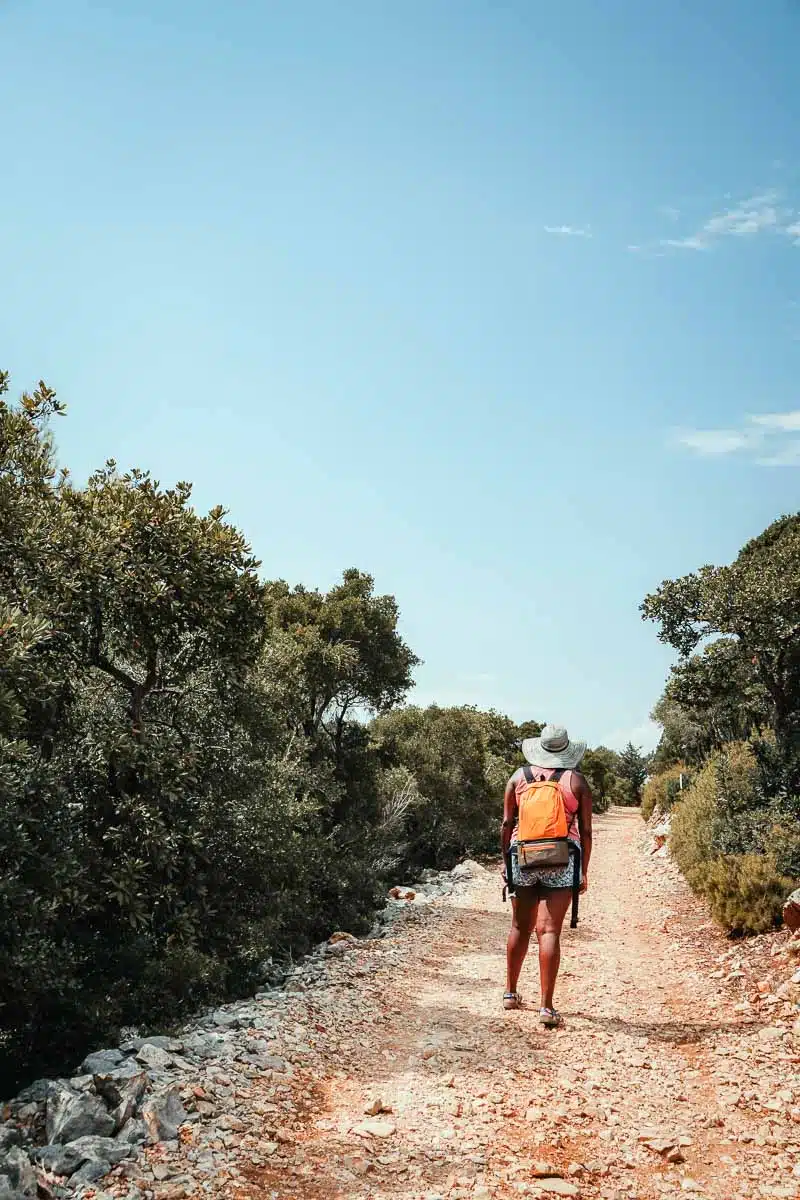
top-left (523, 766), bottom-right (564, 785)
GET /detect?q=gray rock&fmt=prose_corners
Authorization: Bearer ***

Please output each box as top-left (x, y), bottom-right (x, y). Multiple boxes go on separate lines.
top-left (115, 1118), bottom-right (147, 1146)
top-left (93, 1059), bottom-right (142, 1086)
top-left (210, 1009), bottom-right (243, 1030)
top-left (120, 1035), bottom-right (181, 1054)
top-left (135, 1044), bottom-right (173, 1072)
top-left (325, 941), bottom-right (353, 958)
top-left (13, 1079), bottom-right (49, 1107)
top-left (0, 1128), bottom-right (20, 1155)
top-left (0, 1148), bottom-right (35, 1198)
top-left (94, 1069), bottom-right (149, 1131)
top-left (36, 1143), bottom-right (82, 1176)
top-left (451, 858), bottom-right (484, 879)
top-left (141, 1088), bottom-right (187, 1143)
top-left (0, 1176), bottom-right (24, 1200)
top-left (70, 1157), bottom-right (111, 1184)
top-left (46, 1082), bottom-right (115, 1144)
top-left (37, 1134), bottom-right (131, 1179)
top-left (182, 1032), bottom-right (234, 1060)
top-left (37, 1141), bottom-right (93, 1177)
top-left (168, 1054), bottom-right (194, 1073)
top-left (236, 1005), bottom-right (260, 1021)
top-left (79, 1049), bottom-right (125, 1076)
top-left (10, 1105), bottom-right (39, 1125)
top-left (257, 1054), bottom-right (288, 1072)
top-left (67, 1075), bottom-right (96, 1093)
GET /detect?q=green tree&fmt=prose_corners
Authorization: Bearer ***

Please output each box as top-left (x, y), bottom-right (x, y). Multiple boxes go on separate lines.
top-left (642, 515), bottom-right (800, 754)
top-left (0, 375), bottom-right (343, 1087)
top-left (263, 570), bottom-right (419, 762)
top-left (616, 742), bottom-right (649, 806)
top-left (513, 719), bottom-right (544, 749)
top-left (651, 639), bottom-right (770, 771)
top-left (371, 705), bottom-right (522, 872)
top-left (581, 746), bottom-right (622, 812)
top-left (650, 693), bottom-right (709, 772)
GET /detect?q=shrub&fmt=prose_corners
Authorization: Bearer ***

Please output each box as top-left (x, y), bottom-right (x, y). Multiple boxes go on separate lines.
top-left (669, 742), bottom-right (798, 934)
top-left (703, 854), bottom-right (794, 935)
top-left (641, 765), bottom-right (690, 822)
top-left (766, 811), bottom-right (800, 881)
top-left (668, 758), bottom-right (719, 889)
top-left (371, 705), bottom-right (519, 873)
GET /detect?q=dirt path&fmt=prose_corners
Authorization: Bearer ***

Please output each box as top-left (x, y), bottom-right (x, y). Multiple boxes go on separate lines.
top-left (132, 808), bottom-right (800, 1200)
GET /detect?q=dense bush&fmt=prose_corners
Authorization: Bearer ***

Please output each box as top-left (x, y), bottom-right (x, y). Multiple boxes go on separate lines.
top-left (668, 757), bottom-right (720, 890)
top-left (667, 744), bottom-right (794, 933)
top-left (703, 855), bottom-right (795, 936)
top-left (641, 764), bottom-right (691, 822)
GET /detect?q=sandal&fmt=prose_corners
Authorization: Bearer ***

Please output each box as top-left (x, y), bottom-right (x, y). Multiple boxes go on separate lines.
top-left (539, 1007), bottom-right (563, 1028)
top-left (503, 992), bottom-right (522, 1010)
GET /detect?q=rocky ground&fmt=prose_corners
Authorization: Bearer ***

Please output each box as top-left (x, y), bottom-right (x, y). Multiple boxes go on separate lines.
top-left (3, 807), bottom-right (800, 1200)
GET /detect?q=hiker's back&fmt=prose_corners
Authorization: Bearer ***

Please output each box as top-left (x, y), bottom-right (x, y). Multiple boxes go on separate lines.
top-left (514, 767), bottom-right (580, 843)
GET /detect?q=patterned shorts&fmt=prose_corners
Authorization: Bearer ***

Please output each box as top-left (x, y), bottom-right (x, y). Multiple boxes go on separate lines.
top-left (511, 841), bottom-right (581, 890)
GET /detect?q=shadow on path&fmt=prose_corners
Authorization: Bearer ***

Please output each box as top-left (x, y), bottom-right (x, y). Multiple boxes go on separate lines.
top-left (567, 1010), bottom-right (754, 1045)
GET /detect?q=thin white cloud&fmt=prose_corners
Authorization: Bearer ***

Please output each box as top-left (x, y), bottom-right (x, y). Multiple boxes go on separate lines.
top-left (658, 189), bottom-right (790, 253)
top-left (749, 410), bottom-right (800, 431)
top-left (543, 225), bottom-right (592, 238)
top-left (627, 244), bottom-right (667, 258)
top-left (675, 410), bottom-right (800, 467)
top-left (786, 221), bottom-right (800, 243)
top-left (676, 429), bottom-right (757, 455)
top-left (661, 235), bottom-right (709, 252)
top-left (659, 205), bottom-right (681, 222)
top-left (703, 191), bottom-right (780, 237)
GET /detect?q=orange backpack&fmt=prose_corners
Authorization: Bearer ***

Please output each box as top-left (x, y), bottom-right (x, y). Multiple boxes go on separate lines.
top-left (516, 767), bottom-right (571, 868)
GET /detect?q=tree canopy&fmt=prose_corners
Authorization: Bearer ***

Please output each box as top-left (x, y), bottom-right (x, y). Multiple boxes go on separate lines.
top-left (615, 742), bottom-right (650, 805)
top-left (642, 514), bottom-right (800, 749)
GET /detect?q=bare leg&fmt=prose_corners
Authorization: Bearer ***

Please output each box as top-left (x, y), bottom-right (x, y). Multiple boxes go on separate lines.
top-left (533, 888), bottom-right (573, 1009)
top-left (506, 889), bottom-right (535, 994)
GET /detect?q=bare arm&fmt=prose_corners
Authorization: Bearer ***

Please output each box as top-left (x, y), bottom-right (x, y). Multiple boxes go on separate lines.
top-left (573, 770), bottom-right (593, 892)
top-left (501, 775), bottom-right (518, 859)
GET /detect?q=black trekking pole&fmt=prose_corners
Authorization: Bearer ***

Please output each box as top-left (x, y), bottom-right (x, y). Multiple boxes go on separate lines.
top-left (503, 846), bottom-right (515, 903)
top-left (570, 847), bottom-right (581, 928)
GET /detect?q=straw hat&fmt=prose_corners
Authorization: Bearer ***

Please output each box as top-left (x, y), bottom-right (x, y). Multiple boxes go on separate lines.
top-left (522, 723), bottom-right (586, 770)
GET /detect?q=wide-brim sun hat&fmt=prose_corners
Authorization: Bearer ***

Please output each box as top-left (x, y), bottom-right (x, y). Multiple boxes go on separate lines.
top-left (522, 723), bottom-right (586, 770)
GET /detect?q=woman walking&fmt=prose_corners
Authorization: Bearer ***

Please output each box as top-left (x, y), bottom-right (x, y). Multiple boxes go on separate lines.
top-left (501, 724), bottom-right (593, 1026)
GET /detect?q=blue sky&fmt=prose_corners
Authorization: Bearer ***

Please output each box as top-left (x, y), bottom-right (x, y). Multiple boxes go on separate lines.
top-left (2, 0), bottom-right (799, 751)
